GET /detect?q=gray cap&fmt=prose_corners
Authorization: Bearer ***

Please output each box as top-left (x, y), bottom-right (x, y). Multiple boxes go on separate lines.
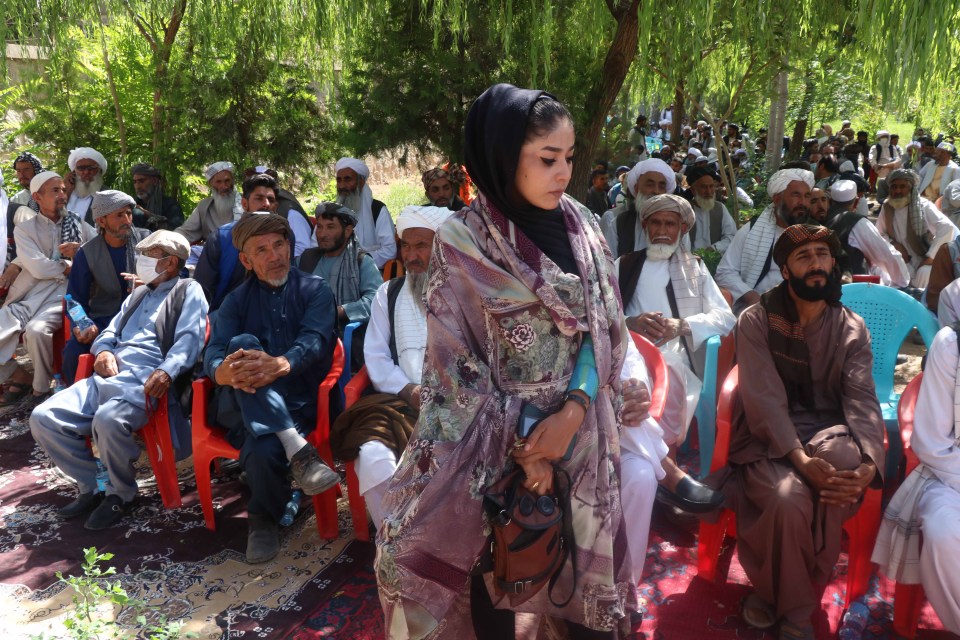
top-left (91, 190), bottom-right (136, 220)
top-left (136, 229), bottom-right (190, 261)
top-left (314, 201), bottom-right (358, 226)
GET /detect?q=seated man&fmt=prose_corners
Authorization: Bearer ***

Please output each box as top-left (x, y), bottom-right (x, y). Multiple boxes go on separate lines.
top-left (329, 205), bottom-right (451, 530)
top-left (421, 167), bottom-right (466, 211)
top-left (716, 168), bottom-right (814, 315)
top-left (619, 194), bottom-right (735, 454)
top-left (204, 213), bottom-right (340, 564)
top-left (600, 158), bottom-right (676, 257)
top-left (130, 163), bottom-right (185, 231)
top-left (875, 168), bottom-right (958, 289)
top-left (298, 202), bottom-right (382, 371)
top-left (0, 171), bottom-right (96, 403)
top-left (30, 230), bottom-right (206, 530)
top-left (684, 165), bottom-right (737, 254)
top-left (194, 173), bottom-right (286, 312)
top-left (710, 224), bottom-right (884, 639)
top-left (175, 162), bottom-right (241, 244)
top-left (820, 180), bottom-right (909, 287)
top-left (873, 324), bottom-right (960, 635)
top-left (63, 190), bottom-right (149, 384)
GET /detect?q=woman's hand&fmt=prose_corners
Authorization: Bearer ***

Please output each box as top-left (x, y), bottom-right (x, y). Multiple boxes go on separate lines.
top-left (512, 399), bottom-right (585, 464)
top-left (515, 457), bottom-right (554, 496)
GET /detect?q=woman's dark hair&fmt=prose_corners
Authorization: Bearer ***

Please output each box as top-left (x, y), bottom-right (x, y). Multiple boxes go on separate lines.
top-left (524, 96), bottom-right (573, 142)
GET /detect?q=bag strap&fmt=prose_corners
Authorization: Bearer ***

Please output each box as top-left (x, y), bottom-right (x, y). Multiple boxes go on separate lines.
top-left (547, 466), bottom-right (577, 608)
top-left (387, 276), bottom-right (406, 366)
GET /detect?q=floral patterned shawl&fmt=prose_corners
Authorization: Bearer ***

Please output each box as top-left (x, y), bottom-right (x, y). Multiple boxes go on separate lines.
top-left (375, 193), bottom-right (639, 638)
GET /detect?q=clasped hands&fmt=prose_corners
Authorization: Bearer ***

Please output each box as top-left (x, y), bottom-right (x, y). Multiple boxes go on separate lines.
top-left (214, 348), bottom-right (290, 393)
top-left (626, 312), bottom-right (687, 345)
top-left (789, 448), bottom-right (876, 506)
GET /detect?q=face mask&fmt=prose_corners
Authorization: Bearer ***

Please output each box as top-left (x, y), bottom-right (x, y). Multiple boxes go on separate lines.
top-left (136, 255), bottom-right (161, 284)
top-left (879, 137), bottom-right (889, 145)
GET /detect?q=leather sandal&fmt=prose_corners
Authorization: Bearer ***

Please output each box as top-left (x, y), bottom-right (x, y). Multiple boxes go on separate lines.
top-left (0, 381), bottom-right (32, 406)
top-left (742, 593), bottom-right (776, 630)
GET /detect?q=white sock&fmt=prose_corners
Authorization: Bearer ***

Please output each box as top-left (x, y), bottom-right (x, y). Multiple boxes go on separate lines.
top-left (276, 428), bottom-right (308, 460)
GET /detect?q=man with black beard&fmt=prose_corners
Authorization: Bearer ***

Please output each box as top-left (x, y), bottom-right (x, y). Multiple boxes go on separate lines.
top-left (328, 205), bottom-right (451, 532)
top-left (175, 161), bottom-right (242, 243)
top-left (129, 163), bottom-right (184, 231)
top-left (421, 167), bottom-right (466, 211)
top-left (685, 165), bottom-right (737, 254)
top-left (708, 224), bottom-right (884, 639)
top-left (600, 158), bottom-right (676, 257)
top-left (67, 148), bottom-right (109, 225)
top-left (716, 168), bottom-right (815, 314)
top-left (334, 157), bottom-right (396, 269)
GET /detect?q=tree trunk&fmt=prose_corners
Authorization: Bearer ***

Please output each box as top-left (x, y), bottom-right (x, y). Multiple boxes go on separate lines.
top-left (787, 67), bottom-right (816, 159)
top-left (671, 82), bottom-right (684, 144)
top-left (765, 64), bottom-right (788, 172)
top-left (570, 0), bottom-right (641, 201)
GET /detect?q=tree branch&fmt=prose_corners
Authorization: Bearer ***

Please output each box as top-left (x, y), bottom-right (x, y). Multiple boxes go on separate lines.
top-left (120, 0), bottom-right (157, 50)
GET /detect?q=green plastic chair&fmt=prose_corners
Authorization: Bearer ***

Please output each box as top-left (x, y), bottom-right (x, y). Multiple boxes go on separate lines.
top-left (840, 282), bottom-right (939, 478)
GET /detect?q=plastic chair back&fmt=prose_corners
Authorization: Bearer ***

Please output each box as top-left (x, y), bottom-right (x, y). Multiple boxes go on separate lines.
top-left (341, 366), bottom-right (373, 541)
top-left (840, 283), bottom-right (939, 404)
top-left (382, 259), bottom-right (405, 281)
top-left (898, 372), bottom-right (923, 475)
top-left (692, 334), bottom-right (736, 477)
top-left (851, 274), bottom-right (881, 284)
top-left (629, 331), bottom-right (669, 421)
top-left (340, 320), bottom-right (364, 389)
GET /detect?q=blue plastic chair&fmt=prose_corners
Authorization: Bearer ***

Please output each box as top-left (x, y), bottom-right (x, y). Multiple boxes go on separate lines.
top-left (840, 283), bottom-right (939, 478)
top-left (690, 335), bottom-right (721, 477)
top-left (340, 320), bottom-right (364, 389)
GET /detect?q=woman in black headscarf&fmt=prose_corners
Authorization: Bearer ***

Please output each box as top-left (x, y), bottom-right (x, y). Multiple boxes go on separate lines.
top-left (375, 84), bottom-right (645, 639)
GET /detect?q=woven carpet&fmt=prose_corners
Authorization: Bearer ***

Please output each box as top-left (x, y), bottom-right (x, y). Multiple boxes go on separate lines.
top-left (0, 389), bottom-right (954, 639)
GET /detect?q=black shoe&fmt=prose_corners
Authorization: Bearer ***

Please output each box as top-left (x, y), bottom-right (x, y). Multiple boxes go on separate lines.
top-left (289, 443), bottom-right (340, 496)
top-left (84, 494), bottom-right (136, 530)
top-left (58, 492), bottom-right (103, 519)
top-left (246, 514), bottom-right (280, 564)
top-left (656, 476), bottom-right (725, 514)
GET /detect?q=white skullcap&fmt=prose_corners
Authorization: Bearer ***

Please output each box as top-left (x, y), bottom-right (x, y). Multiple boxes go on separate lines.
top-left (659, 119), bottom-right (671, 127)
top-left (204, 161), bottom-right (234, 182)
top-left (136, 229), bottom-right (190, 261)
top-left (686, 148), bottom-right (703, 159)
top-left (30, 170), bottom-right (62, 194)
top-left (626, 158), bottom-right (676, 196)
top-left (67, 147), bottom-right (107, 173)
top-left (767, 168), bottom-right (815, 197)
top-left (829, 180), bottom-right (857, 203)
top-left (839, 160), bottom-right (856, 173)
top-left (91, 190), bottom-right (136, 220)
top-left (396, 205), bottom-right (453, 237)
top-left (697, 120), bottom-right (707, 127)
top-left (335, 157), bottom-right (370, 179)
top-left (877, 130), bottom-right (890, 138)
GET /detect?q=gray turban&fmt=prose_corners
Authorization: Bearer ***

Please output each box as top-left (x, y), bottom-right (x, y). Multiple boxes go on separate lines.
top-left (888, 168), bottom-right (920, 188)
top-left (91, 190), bottom-right (136, 220)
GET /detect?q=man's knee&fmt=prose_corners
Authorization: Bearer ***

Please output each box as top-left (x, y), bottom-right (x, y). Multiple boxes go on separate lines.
top-left (768, 473), bottom-right (815, 526)
top-left (620, 454), bottom-right (658, 496)
top-left (23, 318), bottom-right (52, 343)
top-left (811, 431), bottom-right (862, 472)
top-left (29, 400), bottom-right (55, 441)
top-left (227, 333), bottom-right (263, 353)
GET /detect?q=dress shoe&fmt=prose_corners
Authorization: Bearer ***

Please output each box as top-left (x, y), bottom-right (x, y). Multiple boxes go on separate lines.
top-left (246, 514), bottom-right (280, 564)
top-left (84, 494), bottom-right (136, 530)
top-left (656, 476), bottom-right (725, 514)
top-left (290, 443), bottom-right (340, 496)
top-left (58, 492), bottom-right (103, 519)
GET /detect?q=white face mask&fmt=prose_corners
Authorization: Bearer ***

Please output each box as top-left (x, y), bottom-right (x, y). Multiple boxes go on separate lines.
top-left (879, 137), bottom-right (890, 145)
top-left (136, 255), bottom-right (161, 284)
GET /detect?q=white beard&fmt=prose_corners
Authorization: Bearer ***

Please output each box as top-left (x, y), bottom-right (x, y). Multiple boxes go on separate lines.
top-left (694, 195), bottom-right (715, 211)
top-left (632, 193), bottom-right (650, 215)
top-left (408, 271), bottom-right (429, 311)
top-left (74, 175), bottom-right (103, 198)
top-left (647, 239), bottom-right (679, 260)
top-left (888, 196), bottom-right (911, 209)
top-left (213, 190), bottom-right (237, 219)
top-left (337, 189), bottom-right (363, 214)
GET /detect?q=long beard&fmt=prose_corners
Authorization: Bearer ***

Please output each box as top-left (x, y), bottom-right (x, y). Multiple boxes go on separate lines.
top-left (694, 195), bottom-right (715, 211)
top-left (408, 271), bottom-right (429, 311)
top-left (213, 190), bottom-right (237, 219)
top-left (74, 175), bottom-right (103, 198)
top-left (888, 196), bottom-right (911, 209)
top-left (632, 193), bottom-right (650, 215)
top-left (337, 189), bottom-right (363, 214)
top-left (647, 239), bottom-right (679, 261)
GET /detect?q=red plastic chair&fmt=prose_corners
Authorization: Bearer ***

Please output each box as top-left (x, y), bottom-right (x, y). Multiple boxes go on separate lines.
top-left (340, 365), bottom-right (374, 542)
top-left (851, 274), bottom-right (881, 284)
top-left (192, 340), bottom-right (345, 539)
top-left (629, 331), bottom-right (669, 421)
top-left (696, 366), bottom-right (884, 628)
top-left (75, 354), bottom-right (182, 509)
top-left (382, 259), bottom-right (405, 281)
top-left (53, 301), bottom-right (67, 380)
top-left (893, 373), bottom-right (926, 639)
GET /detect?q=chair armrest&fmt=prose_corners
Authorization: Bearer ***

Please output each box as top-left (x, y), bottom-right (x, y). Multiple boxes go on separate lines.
top-left (344, 366), bottom-right (372, 408)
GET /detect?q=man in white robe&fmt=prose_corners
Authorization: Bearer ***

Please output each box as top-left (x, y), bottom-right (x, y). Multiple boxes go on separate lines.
top-left (918, 142), bottom-right (960, 203)
top-left (873, 325), bottom-right (960, 634)
top-left (875, 169), bottom-right (958, 289)
top-left (329, 205), bottom-right (451, 530)
top-left (716, 168), bottom-right (816, 314)
top-left (174, 161), bottom-right (244, 244)
top-left (0, 171), bottom-right (95, 401)
top-left (335, 157), bottom-right (397, 268)
top-left (685, 165), bottom-right (737, 254)
top-left (66, 147), bottom-right (108, 225)
top-left (618, 194), bottom-right (735, 449)
top-left (820, 180), bottom-right (910, 287)
top-left (600, 158), bottom-right (678, 257)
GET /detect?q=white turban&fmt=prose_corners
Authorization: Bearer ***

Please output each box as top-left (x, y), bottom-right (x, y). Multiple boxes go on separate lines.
top-left (626, 158), bottom-right (676, 197)
top-left (839, 160), bottom-right (856, 174)
top-left (67, 147), bottom-right (107, 173)
top-left (766, 168), bottom-right (815, 197)
top-left (335, 157), bottom-right (370, 180)
top-left (396, 205), bottom-right (453, 237)
top-left (204, 161), bottom-right (234, 182)
top-left (829, 180), bottom-right (857, 203)
top-left (877, 130), bottom-right (890, 138)
top-left (30, 170), bottom-right (62, 194)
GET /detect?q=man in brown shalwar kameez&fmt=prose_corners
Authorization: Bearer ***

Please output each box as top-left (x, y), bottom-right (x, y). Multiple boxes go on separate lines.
top-left (714, 224), bottom-right (885, 640)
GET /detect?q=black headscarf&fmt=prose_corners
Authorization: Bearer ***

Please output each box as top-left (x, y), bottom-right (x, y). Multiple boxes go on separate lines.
top-left (463, 83), bottom-right (576, 274)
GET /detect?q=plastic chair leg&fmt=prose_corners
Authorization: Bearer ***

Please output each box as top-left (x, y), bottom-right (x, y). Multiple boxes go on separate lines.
top-left (696, 510), bottom-right (731, 583)
top-left (345, 460), bottom-right (369, 542)
top-left (195, 453), bottom-right (218, 531)
top-left (139, 401), bottom-right (182, 509)
top-left (893, 583), bottom-right (925, 639)
top-left (694, 403), bottom-right (716, 479)
top-left (311, 489), bottom-right (340, 540)
top-left (843, 488), bottom-right (882, 602)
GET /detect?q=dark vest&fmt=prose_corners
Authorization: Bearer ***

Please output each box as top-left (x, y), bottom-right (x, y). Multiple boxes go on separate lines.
top-left (690, 202), bottom-right (725, 249)
top-left (82, 229), bottom-right (148, 319)
top-left (616, 209), bottom-right (638, 257)
top-left (824, 205), bottom-right (867, 276)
